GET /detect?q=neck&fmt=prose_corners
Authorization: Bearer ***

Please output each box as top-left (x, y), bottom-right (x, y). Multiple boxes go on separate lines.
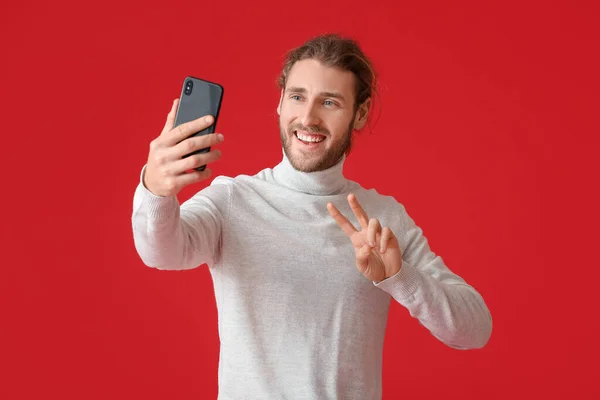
top-left (272, 149), bottom-right (348, 195)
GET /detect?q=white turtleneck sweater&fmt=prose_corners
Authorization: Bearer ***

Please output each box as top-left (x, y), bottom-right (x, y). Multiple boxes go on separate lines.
top-left (131, 151), bottom-right (492, 400)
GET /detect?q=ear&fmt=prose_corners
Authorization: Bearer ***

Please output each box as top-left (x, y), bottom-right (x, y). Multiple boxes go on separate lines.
top-left (353, 98), bottom-right (371, 130)
top-left (277, 89), bottom-right (284, 116)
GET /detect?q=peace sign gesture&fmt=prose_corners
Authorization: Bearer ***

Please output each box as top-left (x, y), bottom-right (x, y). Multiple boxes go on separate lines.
top-left (327, 194), bottom-right (403, 283)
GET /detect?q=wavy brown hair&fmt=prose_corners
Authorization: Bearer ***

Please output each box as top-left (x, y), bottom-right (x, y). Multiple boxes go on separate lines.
top-left (277, 33), bottom-right (378, 114)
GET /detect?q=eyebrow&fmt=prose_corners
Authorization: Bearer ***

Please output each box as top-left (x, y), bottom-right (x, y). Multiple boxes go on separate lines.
top-left (286, 86), bottom-right (347, 102)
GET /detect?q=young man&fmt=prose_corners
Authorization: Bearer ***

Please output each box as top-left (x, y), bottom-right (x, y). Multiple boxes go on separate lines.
top-left (132, 34), bottom-right (492, 399)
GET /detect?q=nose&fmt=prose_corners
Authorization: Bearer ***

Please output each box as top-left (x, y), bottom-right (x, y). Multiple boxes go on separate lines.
top-left (300, 100), bottom-right (321, 128)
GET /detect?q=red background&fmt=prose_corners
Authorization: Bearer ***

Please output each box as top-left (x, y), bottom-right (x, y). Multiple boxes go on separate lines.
top-left (1, 0), bottom-right (598, 398)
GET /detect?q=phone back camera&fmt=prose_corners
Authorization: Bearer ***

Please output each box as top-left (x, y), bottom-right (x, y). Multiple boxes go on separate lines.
top-left (184, 80), bottom-right (194, 95)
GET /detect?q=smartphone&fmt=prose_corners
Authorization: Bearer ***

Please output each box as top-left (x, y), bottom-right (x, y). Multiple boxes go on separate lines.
top-left (174, 76), bottom-right (224, 171)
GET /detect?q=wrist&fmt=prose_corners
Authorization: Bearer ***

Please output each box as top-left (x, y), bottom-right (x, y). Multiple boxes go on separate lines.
top-left (379, 260), bottom-right (403, 283)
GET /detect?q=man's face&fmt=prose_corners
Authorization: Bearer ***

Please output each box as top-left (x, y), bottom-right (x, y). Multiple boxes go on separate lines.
top-left (277, 59), bottom-right (368, 172)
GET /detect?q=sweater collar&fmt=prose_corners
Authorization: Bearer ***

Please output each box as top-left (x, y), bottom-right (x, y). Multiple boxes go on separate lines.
top-left (272, 148), bottom-right (348, 195)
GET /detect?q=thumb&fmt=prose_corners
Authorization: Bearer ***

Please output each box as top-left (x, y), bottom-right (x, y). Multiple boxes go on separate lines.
top-left (355, 244), bottom-right (372, 274)
top-left (161, 99), bottom-right (179, 135)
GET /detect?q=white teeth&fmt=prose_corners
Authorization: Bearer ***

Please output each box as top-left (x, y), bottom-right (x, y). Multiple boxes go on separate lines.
top-left (296, 132), bottom-right (324, 143)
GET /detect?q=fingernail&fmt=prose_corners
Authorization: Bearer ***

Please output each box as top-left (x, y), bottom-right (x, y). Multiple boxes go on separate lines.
top-left (217, 133), bottom-right (224, 141)
top-left (369, 241), bottom-right (375, 247)
top-left (205, 115), bottom-right (214, 123)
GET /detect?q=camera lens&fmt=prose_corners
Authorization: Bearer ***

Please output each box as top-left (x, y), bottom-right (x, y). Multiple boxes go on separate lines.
top-left (184, 80), bottom-right (193, 95)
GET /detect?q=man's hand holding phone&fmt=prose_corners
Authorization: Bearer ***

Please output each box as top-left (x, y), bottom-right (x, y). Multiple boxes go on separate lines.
top-left (143, 99), bottom-right (224, 197)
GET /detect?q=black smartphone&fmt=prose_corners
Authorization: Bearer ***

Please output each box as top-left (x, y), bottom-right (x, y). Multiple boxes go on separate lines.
top-left (174, 76), bottom-right (224, 171)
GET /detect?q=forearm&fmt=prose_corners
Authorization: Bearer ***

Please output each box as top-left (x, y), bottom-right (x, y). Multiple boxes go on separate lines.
top-left (132, 183), bottom-right (198, 270)
top-left (376, 260), bottom-right (492, 349)
top-left (131, 166), bottom-right (230, 270)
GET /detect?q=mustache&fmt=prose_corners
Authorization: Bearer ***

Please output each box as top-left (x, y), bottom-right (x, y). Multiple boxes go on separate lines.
top-left (289, 123), bottom-right (329, 136)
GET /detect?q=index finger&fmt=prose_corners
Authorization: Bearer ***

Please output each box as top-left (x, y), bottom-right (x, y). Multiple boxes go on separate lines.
top-left (161, 102), bottom-right (215, 145)
top-left (327, 202), bottom-right (358, 237)
top-left (167, 115), bottom-right (215, 146)
top-left (348, 193), bottom-right (369, 230)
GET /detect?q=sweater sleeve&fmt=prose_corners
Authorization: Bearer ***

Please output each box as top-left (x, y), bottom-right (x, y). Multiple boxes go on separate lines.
top-left (131, 165), bottom-right (232, 270)
top-left (374, 205), bottom-right (493, 350)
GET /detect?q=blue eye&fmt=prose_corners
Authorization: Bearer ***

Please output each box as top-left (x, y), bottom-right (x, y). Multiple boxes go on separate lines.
top-left (324, 100), bottom-right (335, 106)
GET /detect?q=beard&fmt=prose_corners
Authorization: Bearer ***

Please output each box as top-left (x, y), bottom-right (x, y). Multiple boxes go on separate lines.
top-left (279, 117), bottom-right (354, 173)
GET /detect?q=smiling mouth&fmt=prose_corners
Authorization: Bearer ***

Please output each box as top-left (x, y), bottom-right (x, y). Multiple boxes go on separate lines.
top-left (294, 130), bottom-right (326, 143)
